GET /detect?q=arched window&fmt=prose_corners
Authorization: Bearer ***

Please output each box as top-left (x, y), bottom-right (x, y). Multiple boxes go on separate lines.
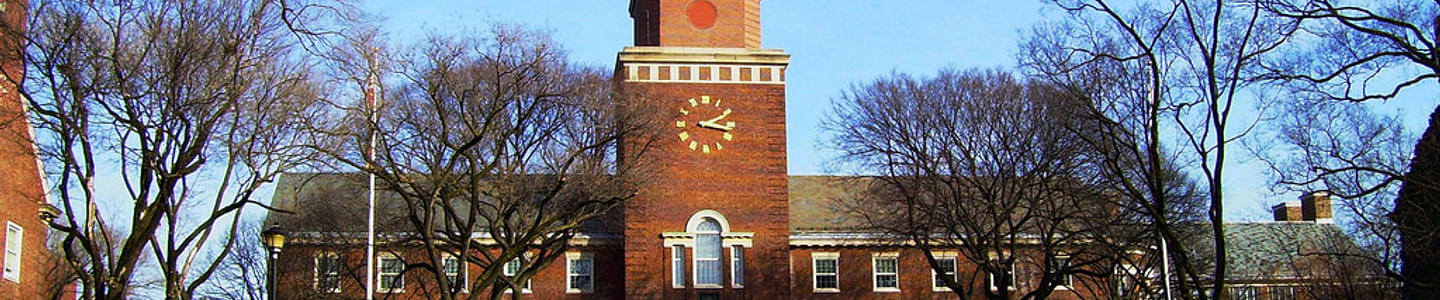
top-left (694, 217), bottom-right (722, 286)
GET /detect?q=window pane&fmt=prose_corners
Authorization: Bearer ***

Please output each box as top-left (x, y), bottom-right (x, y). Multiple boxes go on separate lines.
top-left (696, 231), bottom-right (721, 285)
top-left (697, 260), bottom-right (721, 285)
top-left (571, 258), bottom-right (593, 274)
top-left (382, 258), bottom-right (403, 273)
top-left (875, 256), bottom-right (898, 289)
top-left (698, 234), bottom-right (721, 258)
top-left (444, 257), bottom-right (460, 275)
top-left (816, 275), bottom-right (838, 289)
top-left (875, 258), bottom-right (896, 273)
top-left (697, 218), bottom-right (721, 232)
top-left (316, 254), bottom-right (341, 292)
top-left (877, 274), bottom-right (898, 288)
top-left (937, 258), bottom-right (956, 273)
top-left (380, 257), bottom-right (404, 290)
top-left (1269, 287), bottom-right (1295, 300)
top-left (571, 275), bottom-right (593, 291)
top-left (673, 247), bottom-right (685, 287)
top-left (732, 246), bottom-right (744, 286)
top-left (505, 259), bottom-right (520, 275)
top-left (936, 258), bottom-right (956, 288)
top-left (816, 259), bottom-right (837, 273)
top-left (1230, 287), bottom-right (1258, 300)
top-left (4, 224), bottom-right (20, 281)
top-left (569, 256), bottom-right (594, 292)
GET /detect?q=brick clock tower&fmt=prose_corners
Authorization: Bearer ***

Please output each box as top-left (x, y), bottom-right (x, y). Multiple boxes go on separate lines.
top-left (617, 0), bottom-right (790, 298)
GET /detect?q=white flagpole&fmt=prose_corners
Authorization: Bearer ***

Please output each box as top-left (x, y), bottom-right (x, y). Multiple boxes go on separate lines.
top-left (365, 52), bottom-right (380, 300)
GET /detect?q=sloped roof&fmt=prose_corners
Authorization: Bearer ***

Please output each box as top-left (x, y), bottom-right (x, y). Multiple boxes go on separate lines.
top-left (263, 172), bottom-right (624, 235)
top-left (787, 176), bottom-right (872, 231)
top-left (1183, 222), bottom-right (1377, 281)
top-left (264, 172), bottom-right (407, 233)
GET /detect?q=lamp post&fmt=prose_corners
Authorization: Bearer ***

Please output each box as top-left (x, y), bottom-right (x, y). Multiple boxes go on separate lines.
top-left (261, 224), bottom-right (288, 300)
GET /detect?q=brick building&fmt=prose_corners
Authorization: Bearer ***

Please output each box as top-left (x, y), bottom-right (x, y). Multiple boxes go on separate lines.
top-left (0, 0), bottom-right (64, 299)
top-left (264, 1), bottom-right (1382, 299)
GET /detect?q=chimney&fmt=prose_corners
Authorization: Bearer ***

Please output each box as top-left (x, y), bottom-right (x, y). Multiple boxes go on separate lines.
top-left (1272, 201), bottom-right (1302, 222)
top-left (1300, 191), bottom-right (1333, 223)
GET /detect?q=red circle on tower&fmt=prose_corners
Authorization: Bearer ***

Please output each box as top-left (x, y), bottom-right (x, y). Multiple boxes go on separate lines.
top-left (687, 0), bottom-right (717, 29)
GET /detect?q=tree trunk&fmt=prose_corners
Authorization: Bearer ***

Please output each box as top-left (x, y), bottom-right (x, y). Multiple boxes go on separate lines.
top-left (1396, 103), bottom-right (1440, 300)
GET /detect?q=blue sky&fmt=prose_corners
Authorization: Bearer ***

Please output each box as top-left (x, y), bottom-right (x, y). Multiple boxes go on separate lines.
top-left (357, 0), bottom-right (1434, 221)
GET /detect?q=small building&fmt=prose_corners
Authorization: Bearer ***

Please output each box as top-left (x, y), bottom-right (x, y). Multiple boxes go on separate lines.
top-left (1184, 191), bottom-right (1395, 300)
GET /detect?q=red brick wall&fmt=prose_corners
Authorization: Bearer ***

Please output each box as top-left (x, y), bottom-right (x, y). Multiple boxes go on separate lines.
top-left (619, 81), bottom-right (790, 299)
top-left (631, 0), bottom-right (762, 48)
top-left (0, 1), bottom-right (60, 298)
top-left (274, 244), bottom-right (625, 300)
top-left (788, 248), bottom-right (1106, 300)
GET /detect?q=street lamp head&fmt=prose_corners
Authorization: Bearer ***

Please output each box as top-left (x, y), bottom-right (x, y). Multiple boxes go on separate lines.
top-left (37, 203), bottom-right (60, 224)
top-left (261, 223), bottom-right (288, 251)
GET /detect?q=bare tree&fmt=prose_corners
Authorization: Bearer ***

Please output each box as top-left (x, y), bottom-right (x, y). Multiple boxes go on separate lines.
top-left (5, 1), bottom-right (350, 299)
top-left (1022, 1), bottom-right (1297, 298)
top-left (196, 221), bottom-right (269, 300)
top-left (307, 24), bottom-right (658, 300)
top-left (1250, 97), bottom-right (1411, 293)
top-left (1255, 1), bottom-right (1440, 297)
top-left (825, 68), bottom-right (1126, 300)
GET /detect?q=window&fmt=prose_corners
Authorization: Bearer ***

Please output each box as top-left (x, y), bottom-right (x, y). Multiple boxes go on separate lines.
top-left (1115, 273), bottom-right (1132, 297)
top-left (503, 258), bottom-right (532, 293)
top-left (873, 253), bottom-right (899, 292)
top-left (567, 252), bottom-right (594, 293)
top-left (672, 246), bottom-right (686, 288)
top-left (813, 252), bottom-right (839, 293)
top-left (4, 222), bottom-right (21, 282)
top-left (932, 255), bottom-right (957, 291)
top-left (1051, 256), bottom-right (1073, 288)
top-left (694, 218), bottom-right (722, 287)
top-left (987, 257), bottom-right (1015, 292)
top-left (1228, 286), bottom-right (1259, 300)
top-left (1268, 286), bottom-right (1296, 300)
top-left (731, 245), bottom-right (744, 288)
top-left (378, 254), bottom-right (404, 292)
top-left (443, 255), bottom-right (466, 292)
top-left (314, 252), bottom-right (342, 293)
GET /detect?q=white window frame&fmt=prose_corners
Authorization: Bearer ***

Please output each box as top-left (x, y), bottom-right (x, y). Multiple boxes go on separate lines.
top-left (442, 254), bottom-right (467, 293)
top-left (872, 252), bottom-right (900, 293)
top-left (692, 218), bottom-right (723, 288)
top-left (730, 245), bottom-right (744, 288)
top-left (932, 252), bottom-right (958, 292)
top-left (1268, 285), bottom-right (1297, 300)
top-left (812, 252), bottom-right (840, 293)
top-left (1052, 256), bottom-right (1073, 289)
top-left (566, 252), bottom-right (594, 294)
top-left (313, 252), bottom-right (342, 293)
top-left (672, 245), bottom-right (686, 289)
top-left (987, 253), bottom-right (1016, 292)
top-left (503, 257), bottom-right (532, 294)
top-left (378, 253), bottom-right (405, 293)
top-left (1115, 264), bottom-right (1132, 297)
top-left (1229, 286), bottom-right (1260, 300)
top-left (4, 222), bottom-right (21, 282)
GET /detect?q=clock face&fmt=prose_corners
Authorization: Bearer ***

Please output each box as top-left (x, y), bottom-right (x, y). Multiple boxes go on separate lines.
top-left (675, 95), bottom-right (735, 154)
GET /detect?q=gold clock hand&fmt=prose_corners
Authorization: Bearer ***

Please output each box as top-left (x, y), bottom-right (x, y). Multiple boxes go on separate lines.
top-left (697, 120), bottom-right (734, 131)
top-left (703, 109), bottom-right (732, 123)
